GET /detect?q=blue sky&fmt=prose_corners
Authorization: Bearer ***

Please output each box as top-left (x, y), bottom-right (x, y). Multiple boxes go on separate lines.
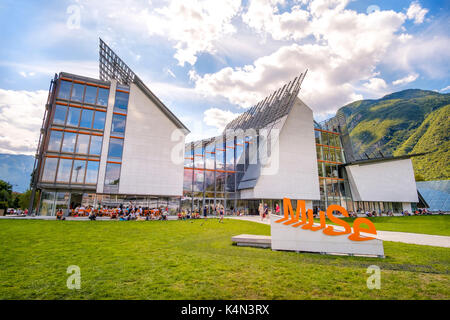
top-left (0, 0), bottom-right (449, 155)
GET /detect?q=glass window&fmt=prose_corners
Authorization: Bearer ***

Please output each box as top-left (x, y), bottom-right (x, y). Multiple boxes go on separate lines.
top-left (114, 91), bottom-right (129, 112)
top-left (58, 80), bottom-right (72, 100)
top-left (66, 107), bottom-right (81, 127)
top-left (76, 134), bottom-right (90, 154)
top-left (48, 130), bottom-right (63, 152)
top-left (39, 191), bottom-right (55, 216)
top-left (71, 160), bottom-right (86, 184)
top-left (89, 135), bottom-right (103, 155)
top-left (85, 161), bottom-right (99, 184)
top-left (84, 85), bottom-right (97, 104)
top-left (93, 111), bottom-right (106, 130)
top-left (108, 138), bottom-right (124, 160)
top-left (61, 132), bottom-right (77, 153)
top-left (97, 88), bottom-right (109, 106)
top-left (79, 109), bottom-right (94, 128)
top-left (71, 83), bottom-right (85, 102)
top-left (53, 105), bottom-right (67, 125)
top-left (104, 163), bottom-right (121, 186)
top-left (42, 157), bottom-right (58, 182)
top-left (111, 114), bottom-right (126, 135)
top-left (56, 158), bottom-right (72, 183)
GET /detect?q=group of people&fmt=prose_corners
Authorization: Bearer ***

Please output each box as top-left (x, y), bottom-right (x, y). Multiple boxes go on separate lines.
top-left (57, 205), bottom-right (170, 221)
top-left (258, 203), bottom-right (280, 221)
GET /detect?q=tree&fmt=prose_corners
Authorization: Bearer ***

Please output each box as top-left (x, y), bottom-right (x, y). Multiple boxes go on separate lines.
top-left (18, 189), bottom-right (39, 210)
top-left (0, 180), bottom-right (13, 208)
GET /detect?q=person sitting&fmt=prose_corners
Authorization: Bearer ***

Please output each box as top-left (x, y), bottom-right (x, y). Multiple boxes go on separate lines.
top-left (56, 209), bottom-right (65, 220)
top-left (88, 209), bottom-right (96, 221)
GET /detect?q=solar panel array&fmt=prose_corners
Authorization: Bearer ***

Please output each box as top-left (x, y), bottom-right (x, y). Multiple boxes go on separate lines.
top-left (99, 38), bottom-right (136, 85)
top-left (224, 71), bottom-right (307, 132)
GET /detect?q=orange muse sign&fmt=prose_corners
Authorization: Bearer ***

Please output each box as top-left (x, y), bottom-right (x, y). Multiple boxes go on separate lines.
top-left (275, 198), bottom-right (377, 242)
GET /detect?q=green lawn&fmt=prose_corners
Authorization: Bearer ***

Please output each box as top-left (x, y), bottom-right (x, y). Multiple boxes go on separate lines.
top-left (323, 215), bottom-right (450, 236)
top-left (0, 219), bottom-right (449, 300)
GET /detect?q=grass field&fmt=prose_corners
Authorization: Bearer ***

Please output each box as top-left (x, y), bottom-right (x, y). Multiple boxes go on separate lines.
top-left (0, 219), bottom-right (449, 300)
top-left (321, 215), bottom-right (450, 236)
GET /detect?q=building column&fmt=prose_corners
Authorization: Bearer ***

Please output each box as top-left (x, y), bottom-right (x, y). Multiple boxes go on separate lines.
top-left (402, 202), bottom-right (412, 213)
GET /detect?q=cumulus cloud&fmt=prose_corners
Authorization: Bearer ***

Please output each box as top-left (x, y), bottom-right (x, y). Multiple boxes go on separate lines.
top-left (193, 3), bottom-right (406, 115)
top-left (392, 73), bottom-right (419, 86)
top-left (203, 108), bottom-right (240, 131)
top-left (0, 89), bottom-right (47, 155)
top-left (363, 78), bottom-right (388, 91)
top-left (145, 0), bottom-right (241, 66)
top-left (242, 0), bottom-right (311, 40)
top-left (440, 85), bottom-right (450, 92)
top-left (406, 1), bottom-right (428, 24)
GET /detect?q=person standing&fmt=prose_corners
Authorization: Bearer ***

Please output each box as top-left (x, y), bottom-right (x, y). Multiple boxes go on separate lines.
top-left (219, 207), bottom-right (224, 223)
top-left (259, 203), bottom-right (264, 221)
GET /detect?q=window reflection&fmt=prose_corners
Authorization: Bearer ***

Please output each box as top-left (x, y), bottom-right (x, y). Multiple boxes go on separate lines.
top-left (58, 80), bottom-right (72, 100)
top-left (97, 88), bottom-right (109, 106)
top-left (61, 132), bottom-right (77, 153)
top-left (104, 163), bottom-right (121, 186)
top-left (84, 85), bottom-right (97, 104)
top-left (53, 105), bottom-right (67, 125)
top-left (42, 158), bottom-right (58, 182)
top-left (111, 114), bottom-right (126, 135)
top-left (48, 130), bottom-right (63, 152)
top-left (107, 138), bottom-right (123, 160)
top-left (76, 134), bottom-right (90, 154)
top-left (56, 158), bottom-right (72, 182)
top-left (66, 107), bottom-right (81, 127)
top-left (71, 160), bottom-right (86, 184)
top-left (93, 111), bottom-right (106, 130)
top-left (85, 161), bottom-right (99, 184)
top-left (71, 83), bottom-right (84, 102)
top-left (80, 109), bottom-right (94, 128)
top-left (114, 91), bottom-right (129, 113)
top-left (89, 135), bottom-right (103, 155)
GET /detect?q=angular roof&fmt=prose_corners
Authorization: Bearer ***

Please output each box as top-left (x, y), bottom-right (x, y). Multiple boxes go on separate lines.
top-left (99, 38), bottom-right (190, 133)
top-left (224, 71), bottom-right (307, 132)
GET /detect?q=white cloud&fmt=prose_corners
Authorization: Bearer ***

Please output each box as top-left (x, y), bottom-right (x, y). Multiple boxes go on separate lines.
top-left (242, 0), bottom-right (311, 40)
top-left (406, 1), bottom-right (428, 24)
top-left (0, 89), bottom-right (47, 155)
top-left (193, 4), bottom-right (406, 115)
top-left (440, 85), bottom-right (450, 92)
top-left (144, 0), bottom-right (242, 66)
top-left (363, 78), bottom-right (387, 91)
top-left (203, 108), bottom-right (240, 131)
top-left (392, 73), bottom-right (419, 86)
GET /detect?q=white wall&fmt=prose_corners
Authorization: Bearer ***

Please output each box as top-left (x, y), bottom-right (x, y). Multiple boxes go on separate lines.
top-left (247, 98), bottom-right (320, 200)
top-left (117, 83), bottom-right (186, 196)
top-left (346, 158), bottom-right (418, 203)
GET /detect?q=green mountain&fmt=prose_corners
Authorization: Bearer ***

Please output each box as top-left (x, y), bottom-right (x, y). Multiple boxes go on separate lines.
top-left (0, 154), bottom-right (35, 193)
top-left (339, 89), bottom-right (450, 181)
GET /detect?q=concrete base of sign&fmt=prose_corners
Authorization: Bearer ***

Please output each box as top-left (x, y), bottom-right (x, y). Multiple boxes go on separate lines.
top-left (270, 214), bottom-right (385, 257)
top-left (231, 234), bottom-right (272, 248)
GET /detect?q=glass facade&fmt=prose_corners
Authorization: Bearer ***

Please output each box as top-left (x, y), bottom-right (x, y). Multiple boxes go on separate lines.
top-left (313, 126), bottom-right (407, 214)
top-left (39, 76), bottom-right (108, 195)
top-left (103, 87), bottom-right (129, 193)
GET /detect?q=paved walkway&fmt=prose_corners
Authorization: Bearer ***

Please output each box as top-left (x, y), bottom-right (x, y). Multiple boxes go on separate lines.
top-left (227, 216), bottom-right (450, 248)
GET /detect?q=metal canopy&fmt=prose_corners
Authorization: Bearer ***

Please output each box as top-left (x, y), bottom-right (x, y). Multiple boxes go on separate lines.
top-left (99, 38), bottom-right (136, 85)
top-left (224, 71), bottom-right (307, 132)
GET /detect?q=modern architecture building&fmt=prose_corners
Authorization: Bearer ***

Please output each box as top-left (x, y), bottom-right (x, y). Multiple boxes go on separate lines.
top-left (30, 40), bottom-right (420, 216)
